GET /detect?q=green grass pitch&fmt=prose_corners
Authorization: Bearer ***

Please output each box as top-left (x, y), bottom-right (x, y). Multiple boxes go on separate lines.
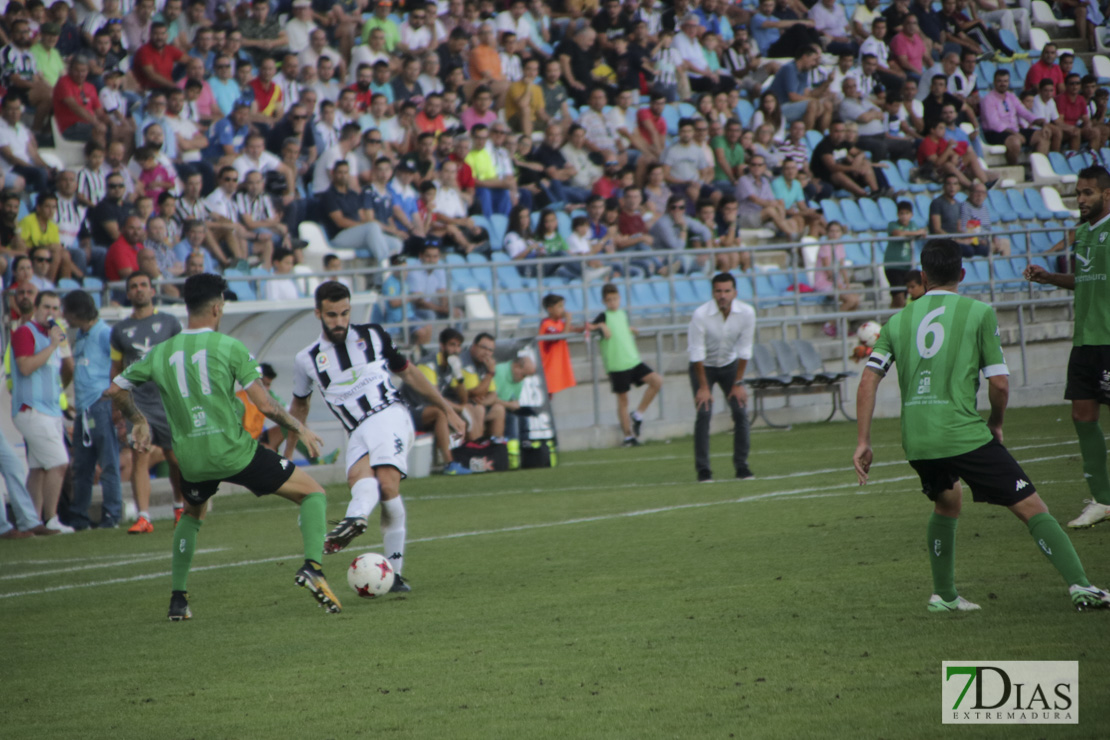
top-left (3, 406), bottom-right (1109, 739)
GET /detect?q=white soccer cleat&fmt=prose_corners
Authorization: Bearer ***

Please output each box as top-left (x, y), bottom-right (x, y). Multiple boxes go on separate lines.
top-left (1066, 500), bottom-right (1110, 529)
top-left (927, 594), bottom-right (981, 612)
top-left (1069, 584), bottom-right (1110, 611)
top-left (44, 516), bottom-right (75, 534)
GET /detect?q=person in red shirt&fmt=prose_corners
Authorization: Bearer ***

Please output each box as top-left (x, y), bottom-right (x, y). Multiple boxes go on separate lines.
top-left (52, 56), bottom-right (109, 147)
top-left (132, 21), bottom-right (184, 90)
top-left (1024, 43), bottom-right (1064, 95)
top-left (635, 92), bottom-right (667, 160)
top-left (250, 56), bottom-right (284, 124)
top-left (538, 293), bottom-right (577, 395)
top-left (348, 63), bottom-right (375, 112)
top-left (1055, 73), bottom-right (1103, 152)
top-left (104, 216), bottom-right (146, 282)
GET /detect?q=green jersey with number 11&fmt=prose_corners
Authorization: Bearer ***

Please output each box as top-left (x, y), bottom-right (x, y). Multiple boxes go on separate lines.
top-left (118, 328), bottom-right (262, 482)
top-left (866, 291), bottom-right (1009, 460)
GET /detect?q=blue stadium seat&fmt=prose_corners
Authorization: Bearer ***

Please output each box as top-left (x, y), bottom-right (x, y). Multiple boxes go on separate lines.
top-left (488, 214), bottom-right (508, 252)
top-left (987, 190), bottom-right (1018, 222)
top-left (859, 198), bottom-right (887, 232)
top-left (630, 281), bottom-right (661, 315)
top-left (662, 105), bottom-right (679, 136)
top-left (805, 129), bottom-right (823, 151)
top-left (844, 239), bottom-right (871, 266)
top-left (1006, 189), bottom-right (1031, 221)
top-left (691, 278), bottom-right (711, 302)
top-left (914, 194), bottom-right (934, 224)
top-left (1013, 58), bottom-right (1031, 82)
top-left (1022, 188), bottom-right (1054, 221)
top-left (556, 211), bottom-right (572, 240)
top-left (562, 284), bottom-right (584, 313)
top-left (496, 262), bottom-right (525, 290)
top-left (881, 161), bottom-right (912, 193)
top-left (672, 278), bottom-right (698, 307)
top-left (734, 274), bottom-right (754, 302)
top-left (840, 199), bottom-right (865, 229)
top-left (1048, 151), bottom-right (1073, 178)
top-left (992, 258), bottom-right (1023, 291)
top-left (57, 278), bottom-right (81, 293)
top-left (735, 99), bottom-right (754, 127)
top-left (82, 277), bottom-right (103, 308)
top-left (976, 60), bottom-right (996, 91)
top-left (877, 196), bottom-right (898, 223)
top-left (224, 268), bottom-right (256, 301)
top-left (820, 199), bottom-right (845, 223)
top-left (496, 293), bottom-right (520, 315)
top-left (898, 159), bottom-right (928, 193)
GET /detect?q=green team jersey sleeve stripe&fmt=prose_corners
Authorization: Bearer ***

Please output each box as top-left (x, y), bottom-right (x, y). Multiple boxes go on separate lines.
top-left (977, 305), bottom-right (1008, 378)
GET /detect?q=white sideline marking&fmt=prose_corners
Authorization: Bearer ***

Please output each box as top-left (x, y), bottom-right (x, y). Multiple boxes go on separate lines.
top-left (0, 474), bottom-right (921, 601)
top-left (0, 548), bottom-right (227, 581)
top-left (0, 450), bottom-right (1078, 601)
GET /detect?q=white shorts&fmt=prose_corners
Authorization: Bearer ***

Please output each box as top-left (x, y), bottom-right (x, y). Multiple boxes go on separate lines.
top-left (345, 403), bottom-right (415, 477)
top-left (13, 409), bottom-right (69, 469)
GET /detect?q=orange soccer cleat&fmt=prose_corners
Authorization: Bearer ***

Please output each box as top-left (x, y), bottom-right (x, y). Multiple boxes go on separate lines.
top-left (127, 516), bottom-right (154, 534)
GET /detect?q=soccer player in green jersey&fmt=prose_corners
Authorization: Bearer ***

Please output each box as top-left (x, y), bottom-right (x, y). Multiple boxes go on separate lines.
top-left (854, 239), bottom-right (1110, 612)
top-left (1025, 165), bottom-right (1110, 528)
top-left (106, 274), bottom-right (342, 620)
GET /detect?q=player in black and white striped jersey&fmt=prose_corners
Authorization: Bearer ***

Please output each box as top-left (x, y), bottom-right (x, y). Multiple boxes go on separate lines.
top-left (286, 281), bottom-right (465, 592)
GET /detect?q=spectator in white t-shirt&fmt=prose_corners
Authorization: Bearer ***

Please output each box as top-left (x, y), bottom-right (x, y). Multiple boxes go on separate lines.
top-left (262, 247), bottom-right (302, 301)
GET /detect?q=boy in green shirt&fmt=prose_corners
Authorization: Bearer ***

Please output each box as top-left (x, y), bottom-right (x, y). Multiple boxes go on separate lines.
top-left (885, 201), bottom-right (928, 309)
top-left (108, 274), bottom-right (341, 620)
top-left (588, 284), bottom-right (663, 446)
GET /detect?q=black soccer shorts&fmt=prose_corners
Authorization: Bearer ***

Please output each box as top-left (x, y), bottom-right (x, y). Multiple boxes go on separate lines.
top-left (909, 439), bottom-right (1036, 507)
top-left (181, 446), bottom-right (298, 506)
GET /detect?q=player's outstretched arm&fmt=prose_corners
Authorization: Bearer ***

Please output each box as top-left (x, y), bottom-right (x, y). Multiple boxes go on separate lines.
top-left (104, 383), bottom-right (152, 452)
top-left (399, 363), bottom-right (467, 436)
top-left (283, 394), bottom-right (312, 459)
top-left (853, 368), bottom-right (883, 485)
top-left (245, 380), bottom-right (323, 459)
top-left (1023, 263), bottom-right (1075, 290)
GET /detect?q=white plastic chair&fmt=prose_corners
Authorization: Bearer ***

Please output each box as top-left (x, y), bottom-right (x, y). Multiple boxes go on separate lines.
top-left (298, 221), bottom-right (355, 272)
top-left (49, 116), bottom-right (85, 169)
top-left (1030, 152), bottom-right (1078, 186)
top-left (1029, 27), bottom-right (1051, 53)
top-left (1041, 186), bottom-right (1079, 219)
top-left (1031, 1), bottom-right (1075, 30)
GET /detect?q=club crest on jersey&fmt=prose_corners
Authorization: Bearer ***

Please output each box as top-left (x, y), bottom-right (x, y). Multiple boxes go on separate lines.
top-left (356, 338), bottom-right (367, 352)
top-left (124, 327), bottom-right (136, 339)
top-left (151, 322), bottom-right (162, 333)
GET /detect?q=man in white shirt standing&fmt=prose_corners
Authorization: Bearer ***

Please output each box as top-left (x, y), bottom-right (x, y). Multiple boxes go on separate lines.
top-left (687, 272), bottom-right (756, 483)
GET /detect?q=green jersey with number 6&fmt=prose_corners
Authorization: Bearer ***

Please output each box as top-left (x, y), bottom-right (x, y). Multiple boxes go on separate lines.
top-left (866, 291), bottom-right (1009, 460)
top-left (1072, 213), bottom-right (1110, 347)
top-left (118, 328), bottom-right (262, 482)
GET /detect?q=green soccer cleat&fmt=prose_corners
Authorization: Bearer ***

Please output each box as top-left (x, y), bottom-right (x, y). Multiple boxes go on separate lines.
top-left (168, 591), bottom-right (192, 621)
top-left (1069, 584), bottom-right (1110, 611)
top-left (294, 562), bottom-right (342, 614)
top-left (927, 594), bottom-right (981, 612)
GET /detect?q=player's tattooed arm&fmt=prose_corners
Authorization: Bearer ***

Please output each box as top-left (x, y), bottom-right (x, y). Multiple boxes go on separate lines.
top-left (245, 380), bottom-right (323, 458)
top-left (105, 384), bottom-right (153, 452)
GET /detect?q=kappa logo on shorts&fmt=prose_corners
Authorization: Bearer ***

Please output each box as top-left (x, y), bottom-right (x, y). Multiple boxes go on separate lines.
top-left (280, 458), bottom-right (291, 470)
top-left (1015, 479), bottom-right (1029, 492)
top-left (394, 434), bottom-right (403, 455)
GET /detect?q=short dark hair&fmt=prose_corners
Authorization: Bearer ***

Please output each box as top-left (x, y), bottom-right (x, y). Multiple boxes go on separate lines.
top-left (473, 332), bottom-right (494, 348)
top-left (905, 269), bottom-right (923, 285)
top-left (601, 282), bottom-right (619, 297)
top-left (711, 272), bottom-right (736, 288)
top-left (314, 280), bottom-right (350, 308)
top-left (125, 271), bottom-right (151, 289)
top-left (260, 362), bottom-right (277, 379)
top-left (272, 247), bottom-right (293, 263)
top-left (896, 200), bottom-right (913, 213)
top-left (542, 293), bottom-right (564, 309)
top-left (920, 238), bottom-right (963, 287)
top-left (34, 290), bottom-right (59, 308)
top-left (1077, 165), bottom-right (1110, 190)
top-left (439, 327), bottom-right (463, 345)
top-left (183, 273), bottom-right (227, 314)
top-left (62, 290), bottom-right (98, 322)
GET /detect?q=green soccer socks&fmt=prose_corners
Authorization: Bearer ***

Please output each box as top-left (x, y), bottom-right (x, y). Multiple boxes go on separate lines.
top-left (299, 492), bottom-right (327, 564)
top-left (1073, 421), bottom-right (1110, 505)
top-left (171, 514), bottom-right (203, 592)
top-left (1027, 512), bottom-right (1090, 588)
top-left (927, 513), bottom-right (958, 602)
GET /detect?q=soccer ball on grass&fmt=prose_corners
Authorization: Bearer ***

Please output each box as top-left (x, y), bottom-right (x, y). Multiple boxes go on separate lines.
top-left (856, 320), bottom-right (882, 348)
top-left (347, 553), bottom-right (396, 598)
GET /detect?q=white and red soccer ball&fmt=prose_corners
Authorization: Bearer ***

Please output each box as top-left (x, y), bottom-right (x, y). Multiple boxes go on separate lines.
top-left (857, 321), bottom-right (882, 348)
top-left (347, 553), bottom-right (396, 598)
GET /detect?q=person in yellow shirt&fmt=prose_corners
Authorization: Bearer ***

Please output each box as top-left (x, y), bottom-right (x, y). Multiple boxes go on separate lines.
top-left (505, 57), bottom-right (547, 139)
top-left (464, 124), bottom-right (515, 221)
top-left (19, 193), bottom-right (74, 281)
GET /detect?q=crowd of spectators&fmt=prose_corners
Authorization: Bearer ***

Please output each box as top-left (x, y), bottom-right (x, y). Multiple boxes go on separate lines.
top-left (0, 0), bottom-right (1102, 310)
top-left (1, 0), bottom-right (1105, 535)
